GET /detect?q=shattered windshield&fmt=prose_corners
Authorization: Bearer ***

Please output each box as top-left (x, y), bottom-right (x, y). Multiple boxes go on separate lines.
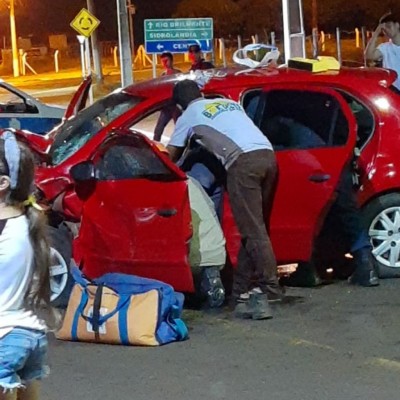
top-left (50, 92), bottom-right (143, 165)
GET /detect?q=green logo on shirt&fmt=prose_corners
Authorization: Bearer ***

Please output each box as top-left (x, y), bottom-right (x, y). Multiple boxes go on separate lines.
top-left (202, 101), bottom-right (242, 119)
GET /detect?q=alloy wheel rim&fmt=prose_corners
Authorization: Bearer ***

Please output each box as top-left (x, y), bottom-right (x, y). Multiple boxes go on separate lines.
top-left (369, 206), bottom-right (400, 268)
top-left (49, 247), bottom-right (69, 301)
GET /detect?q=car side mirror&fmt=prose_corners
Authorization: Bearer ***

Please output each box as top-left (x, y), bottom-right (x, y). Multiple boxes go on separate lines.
top-left (70, 161), bottom-right (96, 182)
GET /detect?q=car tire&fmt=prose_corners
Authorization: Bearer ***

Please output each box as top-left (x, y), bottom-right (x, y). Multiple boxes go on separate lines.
top-left (362, 193), bottom-right (400, 278)
top-left (47, 225), bottom-right (74, 308)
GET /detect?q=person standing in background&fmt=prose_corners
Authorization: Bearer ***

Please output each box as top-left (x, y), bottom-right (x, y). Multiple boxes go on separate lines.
top-left (365, 12), bottom-right (400, 92)
top-left (160, 52), bottom-right (181, 76)
top-left (153, 52), bottom-right (182, 142)
top-left (188, 44), bottom-right (214, 71)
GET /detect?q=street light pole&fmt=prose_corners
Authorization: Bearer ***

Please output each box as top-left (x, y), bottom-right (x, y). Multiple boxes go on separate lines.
top-left (116, 0), bottom-right (133, 87)
top-left (127, 0), bottom-right (135, 57)
top-left (9, 0), bottom-right (19, 77)
top-left (87, 0), bottom-right (103, 82)
top-left (312, 0), bottom-right (318, 31)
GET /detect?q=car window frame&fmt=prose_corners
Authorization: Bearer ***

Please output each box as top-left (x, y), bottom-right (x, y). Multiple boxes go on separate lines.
top-left (0, 84), bottom-right (38, 114)
top-left (240, 88), bottom-right (263, 123)
top-left (127, 99), bottom-right (175, 130)
top-left (255, 87), bottom-right (351, 151)
top-left (334, 88), bottom-right (376, 151)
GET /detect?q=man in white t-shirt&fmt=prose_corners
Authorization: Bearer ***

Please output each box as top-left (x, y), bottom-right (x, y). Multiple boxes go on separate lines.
top-left (366, 12), bottom-right (400, 91)
top-left (167, 79), bottom-right (279, 320)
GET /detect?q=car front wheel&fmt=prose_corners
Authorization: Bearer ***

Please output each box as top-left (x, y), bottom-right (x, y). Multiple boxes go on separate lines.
top-left (363, 193), bottom-right (400, 278)
top-left (47, 226), bottom-right (73, 307)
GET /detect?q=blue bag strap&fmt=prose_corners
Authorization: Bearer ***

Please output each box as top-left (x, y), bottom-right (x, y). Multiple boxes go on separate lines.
top-left (97, 296), bottom-right (130, 325)
top-left (71, 265), bottom-right (90, 287)
top-left (118, 295), bottom-right (131, 345)
top-left (167, 305), bottom-right (189, 341)
top-left (80, 292), bottom-right (130, 326)
top-left (91, 284), bottom-right (104, 341)
top-left (71, 288), bottom-right (89, 341)
top-left (170, 317), bottom-right (189, 341)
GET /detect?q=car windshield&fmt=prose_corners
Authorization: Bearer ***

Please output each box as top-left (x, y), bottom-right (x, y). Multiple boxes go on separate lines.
top-left (50, 91), bottom-right (143, 165)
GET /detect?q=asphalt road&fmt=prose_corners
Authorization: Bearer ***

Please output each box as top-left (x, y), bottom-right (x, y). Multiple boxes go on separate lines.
top-left (43, 279), bottom-right (400, 400)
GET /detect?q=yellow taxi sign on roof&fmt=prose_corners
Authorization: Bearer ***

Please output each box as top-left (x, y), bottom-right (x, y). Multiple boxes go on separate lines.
top-left (70, 8), bottom-right (100, 38)
top-left (288, 56), bottom-right (340, 73)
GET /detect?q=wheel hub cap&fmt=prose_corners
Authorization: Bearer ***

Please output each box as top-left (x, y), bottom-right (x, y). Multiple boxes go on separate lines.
top-left (369, 206), bottom-right (400, 268)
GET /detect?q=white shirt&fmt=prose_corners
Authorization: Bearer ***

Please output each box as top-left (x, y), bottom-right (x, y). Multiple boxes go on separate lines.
top-left (378, 41), bottom-right (400, 90)
top-left (169, 98), bottom-right (273, 169)
top-left (0, 215), bottom-right (46, 338)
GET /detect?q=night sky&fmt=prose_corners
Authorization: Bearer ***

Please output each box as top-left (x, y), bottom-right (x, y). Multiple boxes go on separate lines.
top-left (0, 0), bottom-right (181, 47)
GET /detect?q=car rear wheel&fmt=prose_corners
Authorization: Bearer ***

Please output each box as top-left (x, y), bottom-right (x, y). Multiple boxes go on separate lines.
top-left (363, 193), bottom-right (400, 278)
top-left (47, 226), bottom-right (73, 308)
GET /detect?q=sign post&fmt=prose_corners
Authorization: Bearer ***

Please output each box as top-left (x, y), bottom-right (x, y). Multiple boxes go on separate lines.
top-left (77, 35), bottom-right (87, 77)
top-left (71, 9), bottom-right (100, 105)
top-left (144, 18), bottom-right (213, 55)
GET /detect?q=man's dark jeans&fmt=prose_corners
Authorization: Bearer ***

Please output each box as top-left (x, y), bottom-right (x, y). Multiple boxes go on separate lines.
top-left (227, 149), bottom-right (279, 298)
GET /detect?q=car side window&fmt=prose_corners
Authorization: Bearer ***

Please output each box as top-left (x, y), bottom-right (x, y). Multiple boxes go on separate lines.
top-left (336, 90), bottom-right (374, 148)
top-left (96, 138), bottom-right (173, 181)
top-left (0, 86), bottom-right (36, 114)
top-left (129, 96), bottom-right (224, 141)
top-left (258, 90), bottom-right (349, 151)
top-left (129, 104), bottom-right (180, 141)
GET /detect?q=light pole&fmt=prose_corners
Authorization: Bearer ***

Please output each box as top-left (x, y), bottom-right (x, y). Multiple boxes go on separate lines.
top-left (116, 0), bottom-right (133, 87)
top-left (87, 0), bottom-right (103, 82)
top-left (311, 0), bottom-right (318, 31)
top-left (9, 0), bottom-right (19, 77)
top-left (127, 0), bottom-right (135, 57)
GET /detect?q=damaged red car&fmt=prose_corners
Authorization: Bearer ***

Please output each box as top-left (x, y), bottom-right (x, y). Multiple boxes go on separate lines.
top-left (10, 63), bottom-right (400, 306)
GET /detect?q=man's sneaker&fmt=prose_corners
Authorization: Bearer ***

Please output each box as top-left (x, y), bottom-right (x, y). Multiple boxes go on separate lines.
top-left (248, 292), bottom-right (273, 320)
top-left (234, 297), bottom-right (253, 319)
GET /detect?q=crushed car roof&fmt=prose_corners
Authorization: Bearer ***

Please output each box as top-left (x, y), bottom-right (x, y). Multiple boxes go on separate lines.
top-left (124, 65), bottom-right (398, 98)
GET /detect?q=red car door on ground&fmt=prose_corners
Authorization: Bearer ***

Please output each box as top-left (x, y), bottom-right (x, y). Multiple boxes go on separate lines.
top-left (75, 133), bottom-right (194, 292)
top-left (225, 85), bottom-right (357, 265)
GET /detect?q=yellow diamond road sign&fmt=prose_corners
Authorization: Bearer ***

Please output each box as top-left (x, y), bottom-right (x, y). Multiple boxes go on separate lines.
top-left (70, 8), bottom-right (100, 38)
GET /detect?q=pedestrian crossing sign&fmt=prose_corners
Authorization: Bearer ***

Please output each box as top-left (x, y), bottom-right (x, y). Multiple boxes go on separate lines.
top-left (70, 8), bottom-right (100, 38)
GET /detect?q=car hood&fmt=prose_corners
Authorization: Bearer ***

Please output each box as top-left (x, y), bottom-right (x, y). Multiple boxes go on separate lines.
top-left (13, 128), bottom-right (52, 153)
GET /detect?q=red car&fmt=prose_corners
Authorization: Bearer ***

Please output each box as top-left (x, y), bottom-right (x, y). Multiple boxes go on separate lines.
top-left (12, 64), bottom-right (400, 305)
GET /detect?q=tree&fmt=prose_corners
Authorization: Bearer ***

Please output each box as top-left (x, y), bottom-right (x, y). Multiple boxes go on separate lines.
top-left (303, 0), bottom-right (400, 31)
top-left (174, 0), bottom-right (243, 37)
top-left (236, 0), bottom-right (281, 37)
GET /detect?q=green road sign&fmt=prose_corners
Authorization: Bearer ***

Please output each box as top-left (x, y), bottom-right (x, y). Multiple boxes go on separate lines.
top-left (144, 18), bottom-right (213, 42)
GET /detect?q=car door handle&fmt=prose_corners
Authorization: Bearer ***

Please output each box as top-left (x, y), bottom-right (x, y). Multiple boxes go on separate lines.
top-left (157, 208), bottom-right (178, 217)
top-left (309, 173), bottom-right (331, 183)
